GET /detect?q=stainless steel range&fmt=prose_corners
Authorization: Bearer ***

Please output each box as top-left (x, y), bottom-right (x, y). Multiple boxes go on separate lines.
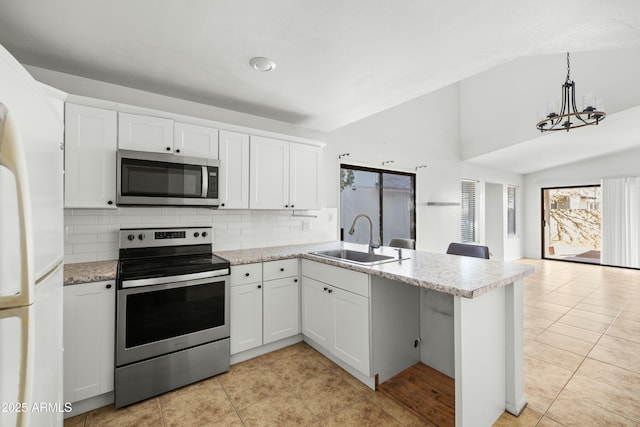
top-left (115, 226), bottom-right (230, 408)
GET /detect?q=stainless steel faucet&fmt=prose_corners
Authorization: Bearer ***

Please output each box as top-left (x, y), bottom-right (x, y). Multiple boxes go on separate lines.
top-left (348, 214), bottom-right (380, 253)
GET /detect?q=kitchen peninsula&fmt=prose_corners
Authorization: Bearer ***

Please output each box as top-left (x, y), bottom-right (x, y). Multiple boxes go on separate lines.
top-left (64, 241), bottom-right (533, 427)
top-left (216, 241), bottom-right (534, 427)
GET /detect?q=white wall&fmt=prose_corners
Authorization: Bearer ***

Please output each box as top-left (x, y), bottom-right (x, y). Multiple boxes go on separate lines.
top-left (31, 65), bottom-right (525, 257)
top-left (319, 84), bottom-right (524, 254)
top-left (523, 146), bottom-right (640, 259)
top-left (460, 48), bottom-right (640, 160)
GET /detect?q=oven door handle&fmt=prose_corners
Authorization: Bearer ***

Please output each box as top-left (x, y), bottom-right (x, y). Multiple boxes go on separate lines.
top-left (121, 268), bottom-right (230, 288)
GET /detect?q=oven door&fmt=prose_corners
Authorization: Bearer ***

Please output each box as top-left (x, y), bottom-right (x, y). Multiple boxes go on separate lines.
top-left (116, 271), bottom-right (230, 367)
top-left (117, 149), bottom-right (220, 207)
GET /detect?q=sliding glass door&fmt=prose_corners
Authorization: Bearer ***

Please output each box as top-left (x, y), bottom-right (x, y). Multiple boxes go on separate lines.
top-left (541, 185), bottom-right (601, 264)
top-left (340, 165), bottom-right (415, 246)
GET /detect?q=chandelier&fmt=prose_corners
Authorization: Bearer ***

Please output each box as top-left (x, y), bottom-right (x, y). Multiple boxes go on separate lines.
top-left (536, 53), bottom-right (606, 132)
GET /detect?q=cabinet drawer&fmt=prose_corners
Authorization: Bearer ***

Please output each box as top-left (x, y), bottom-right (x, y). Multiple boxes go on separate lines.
top-left (231, 263), bottom-right (262, 286)
top-left (263, 259), bottom-right (299, 281)
top-left (301, 259), bottom-right (369, 298)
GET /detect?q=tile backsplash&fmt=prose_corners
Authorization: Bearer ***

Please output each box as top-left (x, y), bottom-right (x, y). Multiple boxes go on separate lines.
top-left (64, 207), bottom-right (338, 263)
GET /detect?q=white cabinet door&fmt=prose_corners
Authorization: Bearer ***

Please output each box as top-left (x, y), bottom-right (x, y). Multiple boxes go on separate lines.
top-left (174, 122), bottom-right (219, 158)
top-left (64, 104), bottom-right (117, 208)
top-left (218, 130), bottom-right (249, 209)
top-left (263, 277), bottom-right (300, 344)
top-left (289, 143), bottom-right (321, 210)
top-left (230, 282), bottom-right (263, 354)
top-left (118, 112), bottom-right (173, 153)
top-left (332, 288), bottom-right (370, 375)
top-left (301, 277), bottom-right (332, 348)
top-left (63, 281), bottom-right (115, 403)
top-left (249, 136), bottom-right (289, 209)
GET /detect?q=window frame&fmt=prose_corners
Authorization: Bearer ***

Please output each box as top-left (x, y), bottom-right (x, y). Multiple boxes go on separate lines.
top-left (339, 163), bottom-right (416, 245)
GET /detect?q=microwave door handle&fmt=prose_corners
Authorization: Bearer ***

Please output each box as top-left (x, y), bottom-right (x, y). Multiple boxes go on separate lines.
top-left (0, 106), bottom-right (34, 309)
top-left (201, 166), bottom-right (208, 198)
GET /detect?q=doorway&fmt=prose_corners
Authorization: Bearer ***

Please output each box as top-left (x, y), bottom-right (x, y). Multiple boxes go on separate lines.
top-left (541, 185), bottom-right (601, 264)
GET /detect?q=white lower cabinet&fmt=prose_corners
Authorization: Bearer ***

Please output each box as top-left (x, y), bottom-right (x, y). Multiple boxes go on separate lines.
top-left (230, 263), bottom-right (263, 354)
top-left (63, 281), bottom-right (115, 403)
top-left (230, 282), bottom-right (263, 354)
top-left (263, 259), bottom-right (300, 344)
top-left (301, 260), bottom-right (371, 375)
top-left (230, 259), bottom-right (300, 355)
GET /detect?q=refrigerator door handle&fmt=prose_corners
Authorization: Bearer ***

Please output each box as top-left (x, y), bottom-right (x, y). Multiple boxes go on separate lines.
top-left (0, 104), bottom-right (34, 309)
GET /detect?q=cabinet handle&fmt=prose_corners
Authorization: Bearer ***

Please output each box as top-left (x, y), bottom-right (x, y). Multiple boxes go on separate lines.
top-left (175, 149), bottom-right (180, 153)
top-left (245, 272), bottom-right (250, 277)
top-left (257, 285), bottom-right (262, 289)
top-left (107, 200), bottom-right (113, 205)
top-left (106, 284), bottom-right (112, 289)
top-left (166, 147), bottom-right (171, 151)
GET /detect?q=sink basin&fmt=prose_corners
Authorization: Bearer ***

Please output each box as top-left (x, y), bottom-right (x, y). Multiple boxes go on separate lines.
top-left (310, 249), bottom-right (396, 265)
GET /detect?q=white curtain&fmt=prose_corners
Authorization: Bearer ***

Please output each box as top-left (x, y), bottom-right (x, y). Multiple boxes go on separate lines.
top-left (601, 177), bottom-right (640, 268)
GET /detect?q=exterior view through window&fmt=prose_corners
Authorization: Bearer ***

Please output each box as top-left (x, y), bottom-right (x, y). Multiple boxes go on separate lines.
top-left (542, 185), bottom-right (601, 264)
top-left (340, 165), bottom-right (415, 246)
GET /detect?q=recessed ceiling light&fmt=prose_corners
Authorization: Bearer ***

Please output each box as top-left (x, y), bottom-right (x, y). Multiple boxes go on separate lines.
top-left (249, 57), bottom-right (277, 72)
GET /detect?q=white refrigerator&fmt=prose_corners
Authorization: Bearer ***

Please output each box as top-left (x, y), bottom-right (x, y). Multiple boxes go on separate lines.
top-left (0, 44), bottom-right (65, 426)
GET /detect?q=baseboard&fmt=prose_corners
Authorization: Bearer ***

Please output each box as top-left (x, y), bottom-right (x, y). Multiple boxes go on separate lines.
top-left (230, 334), bottom-right (303, 364)
top-left (64, 392), bottom-right (114, 419)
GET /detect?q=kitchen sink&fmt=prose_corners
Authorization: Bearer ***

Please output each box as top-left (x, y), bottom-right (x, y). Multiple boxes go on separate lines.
top-left (310, 249), bottom-right (397, 265)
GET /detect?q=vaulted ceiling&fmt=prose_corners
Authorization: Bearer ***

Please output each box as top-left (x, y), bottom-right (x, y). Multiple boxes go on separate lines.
top-left (1, 0), bottom-right (639, 134)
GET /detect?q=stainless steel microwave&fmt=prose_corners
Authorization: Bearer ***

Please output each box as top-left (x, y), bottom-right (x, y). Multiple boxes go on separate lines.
top-left (117, 149), bottom-right (219, 207)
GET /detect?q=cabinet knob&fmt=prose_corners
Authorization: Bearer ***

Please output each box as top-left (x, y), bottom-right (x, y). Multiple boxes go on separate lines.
top-left (106, 284), bottom-right (112, 289)
top-left (323, 287), bottom-right (328, 292)
top-left (280, 268), bottom-right (284, 272)
top-left (245, 272), bottom-right (250, 277)
top-left (166, 147), bottom-right (171, 151)
top-left (175, 149), bottom-right (181, 153)
top-left (221, 203), bottom-right (225, 207)
top-left (285, 204), bottom-right (289, 208)
top-left (257, 285), bottom-right (262, 289)
top-left (107, 200), bottom-right (113, 205)
top-left (291, 205), bottom-right (295, 208)
top-left (328, 289), bottom-right (333, 294)
top-left (294, 279), bottom-right (298, 283)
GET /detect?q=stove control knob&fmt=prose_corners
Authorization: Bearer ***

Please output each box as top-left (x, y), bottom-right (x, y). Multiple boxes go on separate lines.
top-left (194, 232), bottom-right (200, 238)
top-left (127, 234), bottom-right (135, 241)
top-left (202, 231), bottom-right (208, 238)
top-left (138, 234), bottom-right (146, 241)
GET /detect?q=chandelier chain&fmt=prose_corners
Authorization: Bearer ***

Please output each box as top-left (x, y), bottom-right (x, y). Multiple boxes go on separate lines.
top-left (566, 52), bottom-right (571, 82)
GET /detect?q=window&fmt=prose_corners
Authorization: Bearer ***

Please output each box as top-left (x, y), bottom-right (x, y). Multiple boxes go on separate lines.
top-left (507, 185), bottom-right (517, 237)
top-left (340, 165), bottom-right (415, 245)
top-left (461, 179), bottom-right (478, 243)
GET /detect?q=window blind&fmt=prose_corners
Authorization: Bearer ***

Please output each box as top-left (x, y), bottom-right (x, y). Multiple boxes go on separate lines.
top-left (461, 180), bottom-right (477, 243)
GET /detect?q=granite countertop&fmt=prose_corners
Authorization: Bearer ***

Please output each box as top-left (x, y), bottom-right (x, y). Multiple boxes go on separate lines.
top-left (63, 242), bottom-right (534, 298)
top-left (216, 241), bottom-right (534, 299)
top-left (64, 260), bottom-right (118, 285)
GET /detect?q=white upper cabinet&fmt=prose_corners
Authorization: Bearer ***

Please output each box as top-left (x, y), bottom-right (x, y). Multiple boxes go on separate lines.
top-left (174, 122), bottom-right (219, 159)
top-left (290, 143), bottom-right (321, 210)
top-left (64, 103), bottom-right (117, 208)
top-left (118, 112), bottom-right (173, 154)
top-left (250, 136), bottom-right (290, 209)
top-left (250, 136), bottom-right (321, 210)
top-left (218, 130), bottom-right (249, 209)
